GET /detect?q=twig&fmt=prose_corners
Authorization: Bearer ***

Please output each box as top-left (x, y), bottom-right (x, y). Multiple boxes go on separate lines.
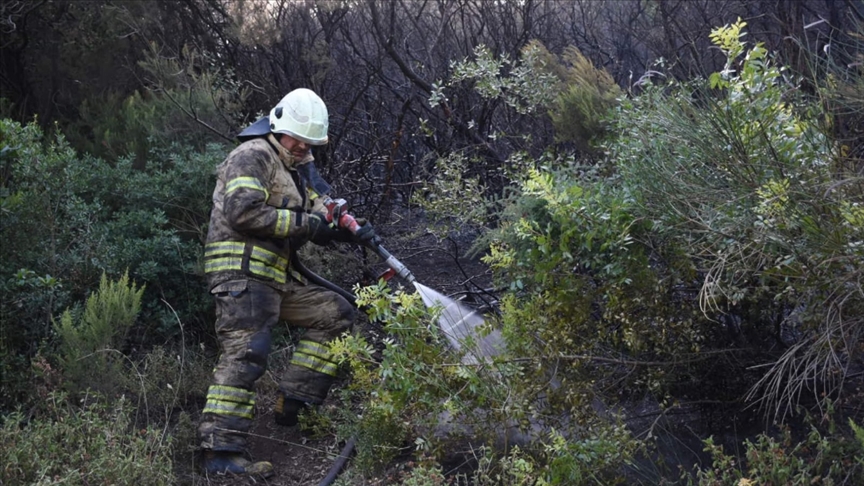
top-left (434, 349), bottom-right (745, 368)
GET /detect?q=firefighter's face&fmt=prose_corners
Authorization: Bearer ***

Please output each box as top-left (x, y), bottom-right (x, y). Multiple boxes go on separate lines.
top-left (279, 134), bottom-right (310, 159)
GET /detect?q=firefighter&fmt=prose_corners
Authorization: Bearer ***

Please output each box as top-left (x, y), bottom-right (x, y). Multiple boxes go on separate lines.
top-left (197, 88), bottom-right (375, 477)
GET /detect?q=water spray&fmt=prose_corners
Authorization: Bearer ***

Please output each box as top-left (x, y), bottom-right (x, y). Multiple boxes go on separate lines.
top-left (363, 236), bottom-right (502, 364)
top-left (324, 197), bottom-right (501, 362)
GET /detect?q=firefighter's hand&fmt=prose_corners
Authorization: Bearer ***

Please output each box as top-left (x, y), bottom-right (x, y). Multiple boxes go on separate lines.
top-left (353, 221), bottom-right (379, 246)
top-left (308, 213), bottom-right (351, 245)
top-left (307, 213), bottom-right (336, 240)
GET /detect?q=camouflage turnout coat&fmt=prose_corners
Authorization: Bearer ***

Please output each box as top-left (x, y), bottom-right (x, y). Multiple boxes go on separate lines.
top-left (204, 134), bottom-right (327, 289)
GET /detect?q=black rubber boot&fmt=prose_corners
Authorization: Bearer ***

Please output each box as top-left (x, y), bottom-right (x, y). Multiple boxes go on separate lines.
top-left (200, 451), bottom-right (274, 477)
top-left (274, 394), bottom-right (307, 426)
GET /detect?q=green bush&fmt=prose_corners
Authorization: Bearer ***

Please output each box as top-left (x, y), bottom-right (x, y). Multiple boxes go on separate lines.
top-left (330, 283), bottom-right (457, 475)
top-left (330, 281), bottom-right (641, 483)
top-left (528, 41), bottom-right (622, 153)
top-left (67, 43), bottom-right (249, 165)
top-left (411, 20), bottom-right (863, 485)
top-left (693, 412), bottom-right (864, 485)
top-left (0, 392), bottom-right (175, 485)
top-left (482, 162), bottom-right (713, 413)
top-left (469, 446), bottom-right (546, 486)
top-left (1, 118), bottom-right (219, 407)
top-left (611, 20), bottom-right (863, 417)
top-left (55, 272), bottom-right (143, 396)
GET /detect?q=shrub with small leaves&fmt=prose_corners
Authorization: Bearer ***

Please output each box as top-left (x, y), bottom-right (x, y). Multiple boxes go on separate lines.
top-left (693, 411), bottom-right (863, 485)
top-left (1, 118), bottom-right (218, 407)
top-left (54, 272), bottom-right (143, 397)
top-left (612, 20), bottom-right (863, 418)
top-left (0, 392), bottom-right (175, 485)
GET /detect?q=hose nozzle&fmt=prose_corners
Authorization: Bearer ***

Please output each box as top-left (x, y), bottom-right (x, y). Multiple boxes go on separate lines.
top-left (369, 242), bottom-right (416, 283)
top-left (383, 254), bottom-right (416, 283)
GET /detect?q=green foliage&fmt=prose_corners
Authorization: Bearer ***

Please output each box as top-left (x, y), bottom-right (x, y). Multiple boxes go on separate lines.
top-left (332, 281), bottom-right (641, 483)
top-left (422, 40), bottom-right (623, 238)
top-left (465, 429), bottom-right (639, 486)
top-left (55, 272), bottom-right (143, 396)
top-left (541, 426), bottom-right (638, 485)
top-left (523, 41), bottom-right (622, 153)
top-left (331, 283), bottom-right (452, 474)
top-left (693, 412), bottom-right (864, 485)
top-left (68, 42), bottom-right (248, 164)
top-left (397, 461), bottom-right (448, 486)
top-left (482, 160), bottom-right (712, 413)
top-left (852, 419), bottom-right (864, 470)
top-left (434, 39), bottom-right (621, 155)
top-left (0, 392), bottom-right (175, 485)
top-left (433, 43), bottom-right (559, 116)
top-left (469, 446), bottom-right (547, 486)
top-left (331, 282), bottom-right (518, 474)
top-left (1, 118), bottom-right (218, 407)
top-left (708, 19), bottom-right (752, 89)
top-left (351, 404), bottom-right (411, 474)
top-left (412, 151), bottom-right (491, 235)
top-left (612, 22), bottom-right (863, 417)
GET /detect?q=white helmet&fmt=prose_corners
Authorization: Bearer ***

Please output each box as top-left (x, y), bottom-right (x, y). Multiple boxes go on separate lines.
top-left (269, 88), bottom-right (329, 145)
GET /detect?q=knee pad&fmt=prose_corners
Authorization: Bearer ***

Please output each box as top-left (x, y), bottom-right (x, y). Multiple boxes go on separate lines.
top-left (333, 298), bottom-right (356, 333)
top-left (237, 330), bottom-right (271, 383)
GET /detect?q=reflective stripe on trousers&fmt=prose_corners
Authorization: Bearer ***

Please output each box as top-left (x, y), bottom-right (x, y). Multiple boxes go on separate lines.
top-left (290, 339), bottom-right (339, 377)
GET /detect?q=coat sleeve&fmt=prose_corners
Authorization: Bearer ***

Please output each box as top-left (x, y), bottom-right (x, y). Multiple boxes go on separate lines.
top-left (220, 145), bottom-right (309, 239)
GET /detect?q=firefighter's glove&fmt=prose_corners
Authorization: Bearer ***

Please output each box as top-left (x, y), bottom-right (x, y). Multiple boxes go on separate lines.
top-left (353, 221), bottom-right (379, 247)
top-left (308, 213), bottom-right (351, 245)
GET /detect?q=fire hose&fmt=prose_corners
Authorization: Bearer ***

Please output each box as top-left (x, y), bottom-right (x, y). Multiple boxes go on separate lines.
top-left (291, 199), bottom-right (416, 485)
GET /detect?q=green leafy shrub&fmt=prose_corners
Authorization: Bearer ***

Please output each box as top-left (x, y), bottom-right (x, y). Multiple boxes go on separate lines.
top-left (55, 271), bottom-right (143, 396)
top-left (693, 413), bottom-right (864, 485)
top-left (1, 118), bottom-right (219, 407)
top-left (541, 426), bottom-right (638, 485)
top-left (434, 43), bottom-right (559, 117)
top-left (412, 151), bottom-right (491, 235)
top-left (332, 280), bottom-right (641, 483)
top-left (414, 20), bottom-right (864, 485)
top-left (397, 461), bottom-right (448, 486)
top-left (469, 446), bottom-right (546, 486)
top-left (330, 282), bottom-right (521, 475)
top-left (611, 20), bottom-right (864, 418)
top-left (483, 162), bottom-right (714, 412)
top-left (330, 283), bottom-right (454, 474)
top-left (67, 43), bottom-right (248, 165)
top-left (0, 392), bottom-right (175, 485)
top-left (417, 44), bottom-right (622, 239)
top-left (524, 41), bottom-right (623, 153)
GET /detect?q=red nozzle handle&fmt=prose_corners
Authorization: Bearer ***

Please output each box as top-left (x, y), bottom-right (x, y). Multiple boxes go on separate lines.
top-left (338, 213), bottom-right (361, 234)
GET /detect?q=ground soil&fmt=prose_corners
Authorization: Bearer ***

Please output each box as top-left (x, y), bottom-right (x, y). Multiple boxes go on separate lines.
top-left (189, 218), bottom-right (494, 486)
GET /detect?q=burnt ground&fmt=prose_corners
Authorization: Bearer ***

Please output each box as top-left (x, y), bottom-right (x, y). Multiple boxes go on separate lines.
top-left (187, 216), bottom-right (495, 486)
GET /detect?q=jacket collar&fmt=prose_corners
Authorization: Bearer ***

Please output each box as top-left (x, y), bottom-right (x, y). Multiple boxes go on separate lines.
top-left (266, 133), bottom-right (314, 169)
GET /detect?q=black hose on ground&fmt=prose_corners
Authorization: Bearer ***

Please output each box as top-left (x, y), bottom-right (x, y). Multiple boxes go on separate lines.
top-left (290, 253), bottom-right (358, 486)
top-left (317, 438), bottom-right (357, 486)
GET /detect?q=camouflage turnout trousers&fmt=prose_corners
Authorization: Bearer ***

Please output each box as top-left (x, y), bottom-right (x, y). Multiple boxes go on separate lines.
top-left (197, 278), bottom-right (355, 452)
